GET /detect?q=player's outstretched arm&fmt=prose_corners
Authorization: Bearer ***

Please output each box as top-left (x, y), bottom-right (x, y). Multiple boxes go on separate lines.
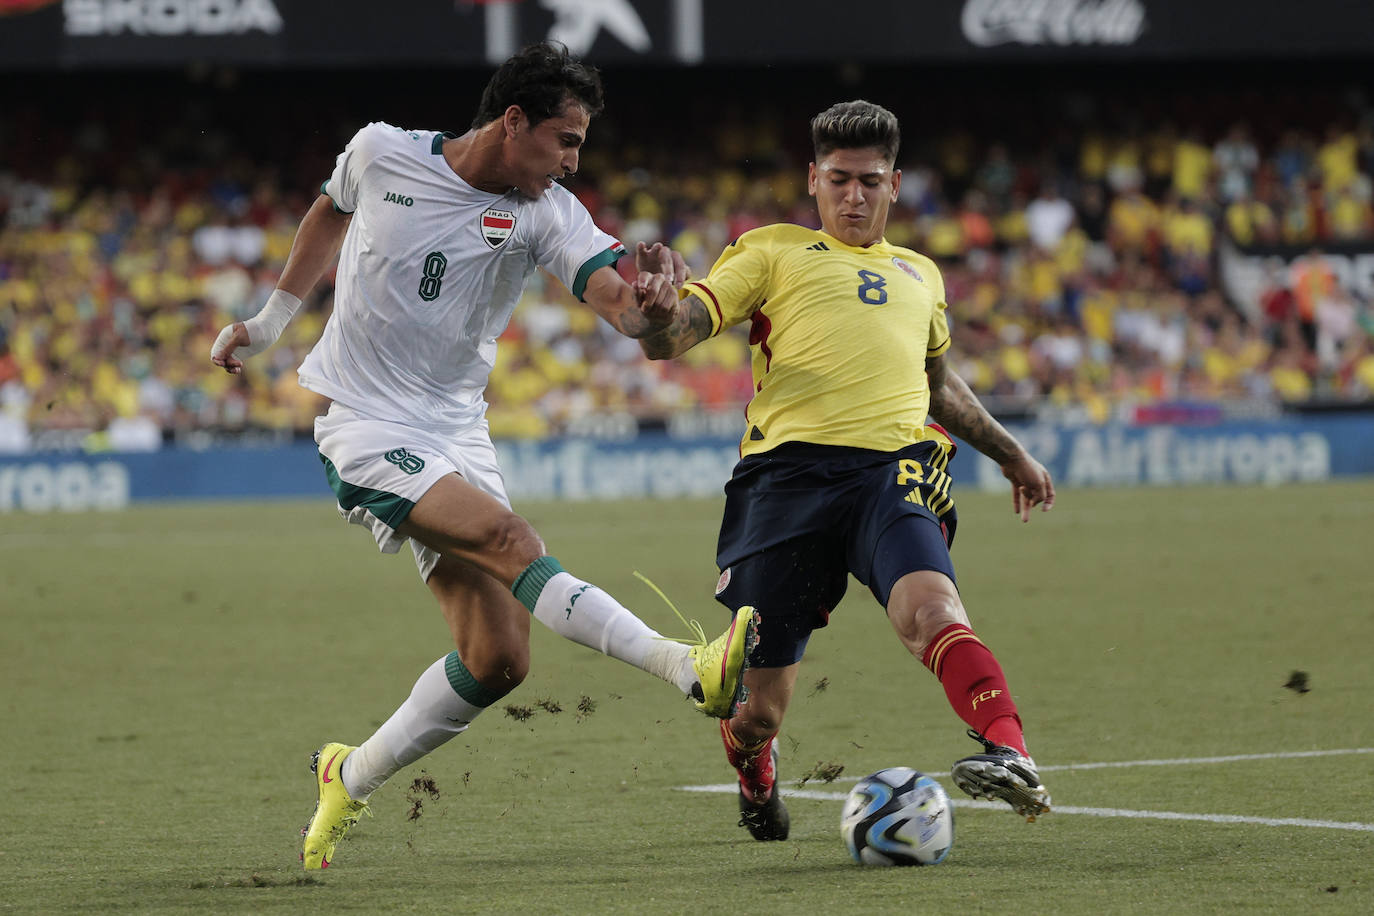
top-left (571, 239), bottom-right (704, 355)
top-left (926, 353), bottom-right (1055, 521)
top-left (210, 195), bottom-right (351, 374)
top-left (581, 261), bottom-right (686, 342)
top-left (637, 293), bottom-right (712, 360)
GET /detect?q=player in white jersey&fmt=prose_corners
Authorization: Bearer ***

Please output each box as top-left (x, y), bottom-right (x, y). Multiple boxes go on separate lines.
top-left (209, 43), bottom-right (758, 870)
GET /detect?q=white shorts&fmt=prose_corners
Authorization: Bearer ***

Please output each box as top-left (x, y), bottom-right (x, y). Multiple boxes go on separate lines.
top-left (313, 402), bottom-right (511, 582)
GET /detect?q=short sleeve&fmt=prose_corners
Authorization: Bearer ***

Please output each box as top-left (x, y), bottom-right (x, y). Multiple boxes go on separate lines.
top-left (532, 188), bottom-right (625, 301)
top-left (924, 258), bottom-right (952, 357)
top-left (682, 230), bottom-right (773, 337)
top-left (321, 123), bottom-right (383, 214)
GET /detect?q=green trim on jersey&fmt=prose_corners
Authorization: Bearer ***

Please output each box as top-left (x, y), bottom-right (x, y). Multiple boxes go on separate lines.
top-left (319, 453), bottom-right (415, 528)
top-left (571, 246), bottom-right (626, 302)
top-left (320, 180), bottom-right (354, 215)
top-left (431, 131), bottom-right (456, 154)
top-left (443, 651), bottom-right (506, 708)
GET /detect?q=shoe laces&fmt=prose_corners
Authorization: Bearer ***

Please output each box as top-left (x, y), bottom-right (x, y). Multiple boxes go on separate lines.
top-left (967, 727), bottom-right (1002, 755)
top-left (634, 571), bottom-right (707, 648)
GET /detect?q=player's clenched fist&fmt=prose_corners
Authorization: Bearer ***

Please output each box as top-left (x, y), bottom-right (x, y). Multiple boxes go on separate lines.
top-left (210, 321), bottom-right (252, 374)
top-left (635, 240), bottom-right (689, 287)
top-left (634, 271), bottom-right (680, 331)
top-left (208, 288), bottom-right (303, 374)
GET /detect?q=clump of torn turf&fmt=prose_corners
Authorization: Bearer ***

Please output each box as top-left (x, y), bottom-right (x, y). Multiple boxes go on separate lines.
top-left (796, 760), bottom-right (845, 786)
top-left (1283, 670), bottom-right (1311, 694)
top-left (410, 773), bottom-right (441, 800)
top-left (504, 704), bottom-right (535, 721)
top-left (404, 771), bottom-right (442, 820)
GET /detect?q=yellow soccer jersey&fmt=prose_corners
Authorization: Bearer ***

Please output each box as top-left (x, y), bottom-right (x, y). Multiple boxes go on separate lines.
top-left (684, 223), bottom-right (951, 458)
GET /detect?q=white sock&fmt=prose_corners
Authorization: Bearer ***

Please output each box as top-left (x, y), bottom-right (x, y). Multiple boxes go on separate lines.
top-left (341, 655), bottom-right (491, 800)
top-left (527, 569), bottom-right (694, 694)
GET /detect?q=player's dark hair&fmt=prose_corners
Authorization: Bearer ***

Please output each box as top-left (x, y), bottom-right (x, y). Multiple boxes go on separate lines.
top-left (471, 42), bottom-right (605, 129)
top-left (811, 100), bottom-right (900, 162)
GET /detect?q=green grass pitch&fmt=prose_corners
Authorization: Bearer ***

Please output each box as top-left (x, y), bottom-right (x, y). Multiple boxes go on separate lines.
top-left (3, 480), bottom-right (1372, 914)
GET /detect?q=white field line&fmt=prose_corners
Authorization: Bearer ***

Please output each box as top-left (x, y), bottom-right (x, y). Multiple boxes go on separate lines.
top-left (677, 747), bottom-right (1374, 834)
top-left (677, 786), bottom-right (1374, 833)
top-left (1036, 747), bottom-right (1374, 773)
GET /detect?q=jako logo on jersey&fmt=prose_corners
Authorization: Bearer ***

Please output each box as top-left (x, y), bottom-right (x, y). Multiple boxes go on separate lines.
top-left (481, 208), bottom-right (517, 249)
top-left (383, 191), bottom-right (414, 207)
top-left (714, 568), bottom-right (731, 595)
top-left (892, 257), bottom-right (923, 282)
top-left (383, 448), bottom-right (425, 475)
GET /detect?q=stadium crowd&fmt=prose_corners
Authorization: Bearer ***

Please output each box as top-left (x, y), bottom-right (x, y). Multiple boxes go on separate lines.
top-left (2, 77), bottom-right (1374, 450)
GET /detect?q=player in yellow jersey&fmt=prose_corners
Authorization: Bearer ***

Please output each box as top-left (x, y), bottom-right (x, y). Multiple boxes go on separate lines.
top-left (640, 101), bottom-right (1056, 840)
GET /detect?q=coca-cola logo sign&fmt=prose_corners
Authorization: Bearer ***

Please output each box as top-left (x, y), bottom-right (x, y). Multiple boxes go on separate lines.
top-left (962, 0), bottom-right (1146, 47)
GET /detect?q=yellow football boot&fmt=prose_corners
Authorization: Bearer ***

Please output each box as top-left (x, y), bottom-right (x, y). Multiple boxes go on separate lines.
top-left (302, 743), bottom-right (368, 869)
top-left (688, 606), bottom-right (760, 718)
top-left (632, 574), bottom-right (760, 719)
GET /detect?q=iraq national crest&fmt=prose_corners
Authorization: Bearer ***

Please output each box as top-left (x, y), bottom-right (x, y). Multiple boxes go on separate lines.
top-left (480, 207), bottom-right (517, 249)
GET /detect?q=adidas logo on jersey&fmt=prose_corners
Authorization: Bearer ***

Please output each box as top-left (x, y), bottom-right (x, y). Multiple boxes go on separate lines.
top-left (383, 191), bottom-right (414, 207)
top-left (806, 241), bottom-right (830, 251)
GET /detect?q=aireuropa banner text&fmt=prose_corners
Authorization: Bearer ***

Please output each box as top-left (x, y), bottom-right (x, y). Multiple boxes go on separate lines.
top-left (2, 415), bottom-right (1372, 512)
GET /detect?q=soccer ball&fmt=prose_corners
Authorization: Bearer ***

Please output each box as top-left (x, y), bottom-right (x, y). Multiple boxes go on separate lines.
top-left (840, 767), bottom-right (954, 866)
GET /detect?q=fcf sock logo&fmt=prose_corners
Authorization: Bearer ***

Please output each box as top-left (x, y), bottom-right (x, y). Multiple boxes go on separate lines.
top-left (972, 689), bottom-right (1003, 710)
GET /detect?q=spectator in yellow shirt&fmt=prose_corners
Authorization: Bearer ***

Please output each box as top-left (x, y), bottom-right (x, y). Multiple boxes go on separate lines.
top-left (1107, 183), bottom-right (1160, 256)
top-left (1173, 129), bottom-right (1213, 200)
top-left (1162, 197), bottom-right (1215, 259)
top-left (1325, 184), bottom-right (1373, 240)
top-left (1316, 125), bottom-right (1359, 193)
top-left (1224, 191), bottom-right (1279, 246)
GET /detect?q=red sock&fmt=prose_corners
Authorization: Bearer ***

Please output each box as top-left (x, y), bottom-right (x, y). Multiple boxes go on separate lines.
top-left (721, 720), bottom-right (776, 803)
top-left (922, 623), bottom-right (1028, 756)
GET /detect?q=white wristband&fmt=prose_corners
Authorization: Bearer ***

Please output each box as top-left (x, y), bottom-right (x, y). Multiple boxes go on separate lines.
top-left (238, 289), bottom-right (304, 358)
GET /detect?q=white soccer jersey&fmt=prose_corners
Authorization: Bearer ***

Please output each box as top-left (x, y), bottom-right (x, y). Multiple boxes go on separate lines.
top-left (297, 122), bottom-right (626, 430)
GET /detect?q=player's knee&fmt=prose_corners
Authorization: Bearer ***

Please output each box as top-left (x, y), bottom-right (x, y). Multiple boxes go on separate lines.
top-left (484, 513), bottom-right (545, 566)
top-left (735, 697), bottom-right (786, 740)
top-left (461, 643), bottom-right (529, 696)
top-left (894, 595), bottom-right (967, 657)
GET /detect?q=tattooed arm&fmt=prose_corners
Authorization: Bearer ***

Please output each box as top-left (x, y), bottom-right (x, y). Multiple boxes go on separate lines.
top-left (926, 352), bottom-right (1055, 521)
top-left (582, 242), bottom-right (695, 340)
top-left (638, 292), bottom-right (715, 360)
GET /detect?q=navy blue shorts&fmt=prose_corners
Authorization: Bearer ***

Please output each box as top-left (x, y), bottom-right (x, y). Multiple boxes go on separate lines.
top-left (713, 440), bottom-right (958, 668)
